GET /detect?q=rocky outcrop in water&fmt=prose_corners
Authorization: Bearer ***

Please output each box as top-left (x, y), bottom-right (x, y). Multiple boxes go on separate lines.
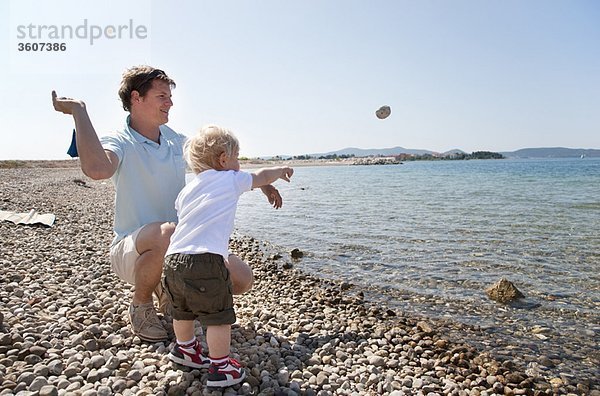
top-left (351, 157), bottom-right (402, 166)
top-left (486, 278), bottom-right (525, 303)
top-left (290, 248), bottom-right (304, 259)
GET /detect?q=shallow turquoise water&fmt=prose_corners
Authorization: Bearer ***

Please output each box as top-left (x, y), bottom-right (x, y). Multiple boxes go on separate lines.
top-left (231, 157), bottom-right (600, 379)
top-left (235, 158), bottom-right (600, 328)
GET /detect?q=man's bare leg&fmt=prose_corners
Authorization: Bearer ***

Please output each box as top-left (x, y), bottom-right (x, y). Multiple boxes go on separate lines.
top-left (132, 222), bottom-right (175, 305)
top-left (127, 222), bottom-right (175, 342)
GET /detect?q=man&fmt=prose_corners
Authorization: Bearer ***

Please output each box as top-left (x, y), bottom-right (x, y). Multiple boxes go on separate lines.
top-left (52, 65), bottom-right (280, 342)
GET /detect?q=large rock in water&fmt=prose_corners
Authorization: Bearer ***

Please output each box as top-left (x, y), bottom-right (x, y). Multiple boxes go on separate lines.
top-left (290, 248), bottom-right (304, 259)
top-left (486, 278), bottom-right (524, 303)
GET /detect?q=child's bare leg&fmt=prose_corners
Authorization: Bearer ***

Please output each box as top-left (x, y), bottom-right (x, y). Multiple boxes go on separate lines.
top-left (206, 324), bottom-right (231, 358)
top-left (205, 323), bottom-right (245, 387)
top-left (173, 319), bottom-right (195, 342)
top-left (168, 318), bottom-right (210, 369)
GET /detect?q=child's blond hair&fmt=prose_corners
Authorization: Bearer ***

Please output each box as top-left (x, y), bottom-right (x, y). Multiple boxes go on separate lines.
top-left (185, 125), bottom-right (240, 174)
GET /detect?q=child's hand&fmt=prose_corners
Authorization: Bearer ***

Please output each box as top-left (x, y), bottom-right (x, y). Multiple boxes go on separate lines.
top-left (260, 185), bottom-right (283, 209)
top-left (280, 167), bottom-right (294, 182)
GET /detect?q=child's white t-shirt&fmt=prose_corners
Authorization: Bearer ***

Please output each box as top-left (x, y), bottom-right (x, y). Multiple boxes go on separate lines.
top-left (166, 169), bottom-right (253, 259)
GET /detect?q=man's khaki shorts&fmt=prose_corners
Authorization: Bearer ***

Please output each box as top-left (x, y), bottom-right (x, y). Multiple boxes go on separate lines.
top-left (109, 226), bottom-right (144, 285)
top-left (162, 252), bottom-right (236, 326)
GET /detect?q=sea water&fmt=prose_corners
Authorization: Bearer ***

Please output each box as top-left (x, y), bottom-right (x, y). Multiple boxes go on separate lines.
top-left (234, 157), bottom-right (600, 375)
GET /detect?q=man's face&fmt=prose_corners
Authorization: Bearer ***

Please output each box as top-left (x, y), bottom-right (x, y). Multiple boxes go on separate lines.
top-left (135, 79), bottom-right (173, 125)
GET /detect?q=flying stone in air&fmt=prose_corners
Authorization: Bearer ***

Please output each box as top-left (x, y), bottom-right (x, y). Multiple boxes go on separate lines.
top-left (376, 105), bottom-right (391, 119)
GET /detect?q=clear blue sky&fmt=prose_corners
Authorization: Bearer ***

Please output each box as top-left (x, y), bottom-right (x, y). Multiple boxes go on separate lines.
top-left (1, 0), bottom-right (599, 160)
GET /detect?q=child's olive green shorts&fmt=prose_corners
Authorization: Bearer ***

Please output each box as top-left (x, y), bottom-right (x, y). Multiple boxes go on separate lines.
top-left (162, 252), bottom-right (236, 325)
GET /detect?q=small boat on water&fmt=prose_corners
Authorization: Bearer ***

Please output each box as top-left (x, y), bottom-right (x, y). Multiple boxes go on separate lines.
top-left (580, 154), bottom-right (586, 159)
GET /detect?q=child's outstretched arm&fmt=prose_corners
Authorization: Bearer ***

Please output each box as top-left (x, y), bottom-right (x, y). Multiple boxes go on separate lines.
top-left (251, 167), bottom-right (294, 189)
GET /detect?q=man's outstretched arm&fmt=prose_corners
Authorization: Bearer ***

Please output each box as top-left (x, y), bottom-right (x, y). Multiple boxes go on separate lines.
top-left (52, 90), bottom-right (119, 179)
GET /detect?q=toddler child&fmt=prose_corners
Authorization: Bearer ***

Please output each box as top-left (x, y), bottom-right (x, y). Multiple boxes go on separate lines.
top-left (163, 125), bottom-right (293, 388)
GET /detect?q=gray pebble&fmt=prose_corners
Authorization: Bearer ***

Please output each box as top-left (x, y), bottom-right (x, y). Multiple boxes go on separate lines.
top-left (47, 359), bottom-right (63, 375)
top-left (112, 378), bottom-right (127, 392)
top-left (38, 385), bottom-right (58, 396)
top-left (367, 355), bottom-right (385, 367)
top-left (16, 372), bottom-right (36, 386)
top-left (33, 364), bottom-right (49, 377)
top-left (56, 379), bottom-right (71, 390)
top-left (412, 378), bottom-right (423, 389)
top-left (28, 376), bottom-right (49, 391)
top-left (127, 369), bottom-right (143, 382)
top-left (29, 346), bottom-right (47, 357)
top-left (62, 367), bottom-right (78, 378)
top-left (84, 339), bottom-right (97, 351)
top-left (316, 371), bottom-right (329, 386)
top-left (24, 354), bottom-right (43, 365)
top-left (97, 386), bottom-right (112, 396)
top-left (90, 355), bottom-right (105, 368)
top-left (86, 369), bottom-right (100, 382)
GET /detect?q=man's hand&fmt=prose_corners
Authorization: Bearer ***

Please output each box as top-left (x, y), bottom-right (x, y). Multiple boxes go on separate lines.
top-left (52, 90), bottom-right (85, 115)
top-left (260, 185), bottom-right (283, 209)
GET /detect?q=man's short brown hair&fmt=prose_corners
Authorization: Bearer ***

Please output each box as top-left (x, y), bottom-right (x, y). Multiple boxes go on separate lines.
top-left (118, 65), bottom-right (176, 112)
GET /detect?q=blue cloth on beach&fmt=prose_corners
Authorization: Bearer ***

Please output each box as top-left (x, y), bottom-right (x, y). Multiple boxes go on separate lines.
top-left (67, 129), bottom-right (78, 158)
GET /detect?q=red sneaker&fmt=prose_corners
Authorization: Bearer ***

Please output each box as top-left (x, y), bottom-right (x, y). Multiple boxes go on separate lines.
top-left (168, 340), bottom-right (210, 369)
top-left (207, 358), bottom-right (246, 387)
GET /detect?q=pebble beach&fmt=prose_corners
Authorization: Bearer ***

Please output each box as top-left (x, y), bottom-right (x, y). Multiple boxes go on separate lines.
top-left (0, 165), bottom-right (597, 396)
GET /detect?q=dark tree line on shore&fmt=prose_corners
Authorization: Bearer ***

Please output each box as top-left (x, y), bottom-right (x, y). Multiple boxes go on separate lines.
top-left (286, 151), bottom-right (504, 161)
top-left (449, 151), bottom-right (504, 160)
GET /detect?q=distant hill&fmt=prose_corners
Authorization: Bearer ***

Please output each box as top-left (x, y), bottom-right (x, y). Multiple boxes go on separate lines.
top-left (268, 146), bottom-right (599, 160)
top-left (442, 149), bottom-right (467, 156)
top-left (502, 147), bottom-right (600, 158)
top-left (310, 146), bottom-right (436, 157)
